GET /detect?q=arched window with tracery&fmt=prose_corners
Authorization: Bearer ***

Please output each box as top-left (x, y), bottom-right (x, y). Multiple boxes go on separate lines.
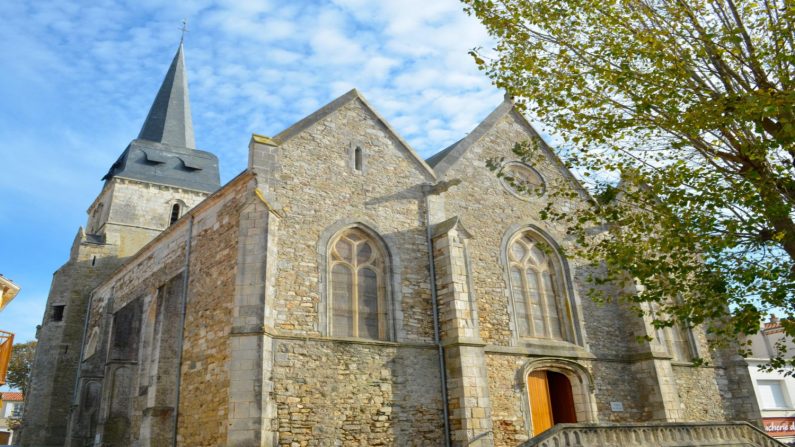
top-left (508, 232), bottom-right (570, 341)
top-left (649, 302), bottom-right (693, 362)
top-left (329, 228), bottom-right (387, 340)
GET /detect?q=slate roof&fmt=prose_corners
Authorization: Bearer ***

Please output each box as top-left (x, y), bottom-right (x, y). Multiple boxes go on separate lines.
top-left (102, 43), bottom-right (220, 193)
top-left (138, 43), bottom-right (195, 148)
top-left (102, 139), bottom-right (220, 192)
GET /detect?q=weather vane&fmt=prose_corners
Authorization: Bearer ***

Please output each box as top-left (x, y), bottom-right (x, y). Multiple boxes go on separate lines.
top-left (180, 19), bottom-right (189, 43)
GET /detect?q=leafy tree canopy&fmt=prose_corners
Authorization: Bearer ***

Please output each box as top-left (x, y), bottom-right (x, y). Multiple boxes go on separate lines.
top-left (7, 340), bottom-right (36, 395)
top-left (464, 0), bottom-right (794, 369)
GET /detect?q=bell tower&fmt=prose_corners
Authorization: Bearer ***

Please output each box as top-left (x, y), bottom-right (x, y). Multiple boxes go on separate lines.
top-left (21, 42), bottom-right (220, 447)
top-left (91, 41), bottom-right (220, 256)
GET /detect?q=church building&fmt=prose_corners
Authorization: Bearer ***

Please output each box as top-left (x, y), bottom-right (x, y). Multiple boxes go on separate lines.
top-left (22, 43), bottom-right (776, 447)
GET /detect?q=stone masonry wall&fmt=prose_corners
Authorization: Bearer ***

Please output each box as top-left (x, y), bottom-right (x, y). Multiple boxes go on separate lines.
top-left (85, 222), bottom-right (189, 446)
top-left (22, 238), bottom-right (123, 447)
top-left (587, 360), bottom-right (647, 422)
top-left (103, 178), bottom-right (209, 257)
top-left (177, 177), bottom-right (249, 446)
top-left (485, 354), bottom-right (530, 447)
top-left (437, 108), bottom-right (637, 359)
top-left (486, 354), bottom-right (653, 446)
top-left (272, 339), bottom-right (443, 446)
top-left (436, 107), bottom-right (696, 442)
top-left (672, 365), bottom-right (729, 422)
top-left (27, 172), bottom-right (212, 446)
top-left (264, 97), bottom-right (436, 343)
top-left (249, 94), bottom-right (445, 444)
top-left (106, 178), bottom-right (208, 233)
top-left (672, 325), bottom-right (757, 424)
top-left (69, 175), bottom-right (249, 446)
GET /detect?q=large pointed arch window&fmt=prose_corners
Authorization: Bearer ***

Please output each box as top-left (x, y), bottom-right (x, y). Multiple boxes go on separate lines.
top-left (508, 232), bottom-right (570, 341)
top-left (648, 302), bottom-right (693, 362)
top-left (329, 228), bottom-right (387, 340)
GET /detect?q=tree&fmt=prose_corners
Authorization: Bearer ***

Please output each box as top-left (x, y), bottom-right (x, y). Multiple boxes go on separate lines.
top-left (7, 341), bottom-right (36, 395)
top-left (463, 0), bottom-right (794, 369)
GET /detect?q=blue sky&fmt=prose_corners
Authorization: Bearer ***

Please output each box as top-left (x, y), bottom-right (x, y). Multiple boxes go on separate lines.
top-left (0, 0), bottom-right (505, 346)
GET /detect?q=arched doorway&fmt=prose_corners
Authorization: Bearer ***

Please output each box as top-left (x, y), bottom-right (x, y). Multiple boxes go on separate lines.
top-left (527, 370), bottom-right (577, 436)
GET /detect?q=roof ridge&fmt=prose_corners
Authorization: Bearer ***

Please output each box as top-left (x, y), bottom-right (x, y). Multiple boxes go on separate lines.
top-left (426, 99), bottom-right (514, 175)
top-left (272, 89), bottom-right (360, 144)
top-left (425, 137), bottom-right (463, 168)
top-left (426, 99), bottom-right (593, 202)
top-left (273, 89), bottom-right (436, 180)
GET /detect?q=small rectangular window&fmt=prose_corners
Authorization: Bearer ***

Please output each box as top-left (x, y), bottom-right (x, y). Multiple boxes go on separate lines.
top-left (757, 380), bottom-right (789, 409)
top-left (52, 305), bottom-right (65, 322)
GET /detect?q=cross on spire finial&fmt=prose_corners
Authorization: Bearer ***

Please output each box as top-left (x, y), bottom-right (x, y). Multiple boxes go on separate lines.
top-left (180, 19), bottom-right (189, 43)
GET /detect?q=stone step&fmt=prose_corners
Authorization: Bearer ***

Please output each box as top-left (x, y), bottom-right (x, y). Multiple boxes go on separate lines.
top-left (521, 421), bottom-right (787, 447)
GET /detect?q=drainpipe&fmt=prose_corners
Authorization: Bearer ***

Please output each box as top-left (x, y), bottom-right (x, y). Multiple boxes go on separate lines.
top-left (423, 179), bottom-right (460, 447)
top-left (172, 216), bottom-right (194, 446)
top-left (68, 284), bottom-right (96, 446)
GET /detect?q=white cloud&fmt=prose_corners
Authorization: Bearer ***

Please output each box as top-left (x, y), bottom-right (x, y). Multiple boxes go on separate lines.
top-left (0, 0), bottom-right (517, 337)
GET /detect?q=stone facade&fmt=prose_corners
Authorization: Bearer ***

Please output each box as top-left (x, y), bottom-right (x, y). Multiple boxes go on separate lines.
top-left (65, 174), bottom-right (248, 447)
top-left (22, 177), bottom-right (214, 447)
top-left (25, 54), bottom-right (763, 446)
top-left (21, 43), bottom-right (221, 447)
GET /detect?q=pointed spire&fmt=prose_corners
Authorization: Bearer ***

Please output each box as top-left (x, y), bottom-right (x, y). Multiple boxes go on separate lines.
top-left (137, 42), bottom-right (196, 148)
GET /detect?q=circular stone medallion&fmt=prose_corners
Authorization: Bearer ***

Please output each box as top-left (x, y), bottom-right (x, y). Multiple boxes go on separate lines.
top-left (500, 161), bottom-right (545, 199)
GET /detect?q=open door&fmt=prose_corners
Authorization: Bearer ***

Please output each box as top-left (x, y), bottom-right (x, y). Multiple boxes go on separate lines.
top-left (528, 371), bottom-right (554, 435)
top-left (527, 370), bottom-right (577, 436)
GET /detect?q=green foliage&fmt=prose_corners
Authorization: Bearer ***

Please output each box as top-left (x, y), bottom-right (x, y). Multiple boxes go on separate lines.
top-left (7, 340), bottom-right (36, 395)
top-left (464, 0), bottom-right (794, 369)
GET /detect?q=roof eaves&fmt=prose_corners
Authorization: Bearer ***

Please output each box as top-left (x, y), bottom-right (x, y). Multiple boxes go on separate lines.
top-left (506, 108), bottom-right (593, 202)
top-left (92, 170), bottom-right (255, 293)
top-left (429, 99), bottom-right (514, 177)
top-left (272, 89), bottom-right (360, 145)
top-left (273, 89), bottom-right (436, 181)
top-left (425, 138), bottom-right (462, 168)
top-left (354, 92), bottom-right (436, 181)
top-left (1, 391), bottom-right (23, 401)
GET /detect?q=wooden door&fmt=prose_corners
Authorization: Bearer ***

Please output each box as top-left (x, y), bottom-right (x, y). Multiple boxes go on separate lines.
top-left (527, 370), bottom-right (554, 435)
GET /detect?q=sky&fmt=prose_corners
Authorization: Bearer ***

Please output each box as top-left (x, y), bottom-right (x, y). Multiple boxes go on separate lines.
top-left (0, 0), bottom-right (507, 347)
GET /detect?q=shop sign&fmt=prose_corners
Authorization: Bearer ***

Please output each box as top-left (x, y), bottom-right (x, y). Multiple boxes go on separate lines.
top-left (763, 417), bottom-right (795, 437)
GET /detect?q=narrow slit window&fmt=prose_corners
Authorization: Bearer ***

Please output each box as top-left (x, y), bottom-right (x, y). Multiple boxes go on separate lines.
top-left (354, 146), bottom-right (363, 171)
top-left (52, 305), bottom-right (65, 322)
top-left (169, 204), bottom-right (181, 226)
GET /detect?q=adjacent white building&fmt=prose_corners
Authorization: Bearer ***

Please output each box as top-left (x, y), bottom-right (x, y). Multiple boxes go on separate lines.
top-left (0, 392), bottom-right (24, 445)
top-left (746, 315), bottom-right (795, 445)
